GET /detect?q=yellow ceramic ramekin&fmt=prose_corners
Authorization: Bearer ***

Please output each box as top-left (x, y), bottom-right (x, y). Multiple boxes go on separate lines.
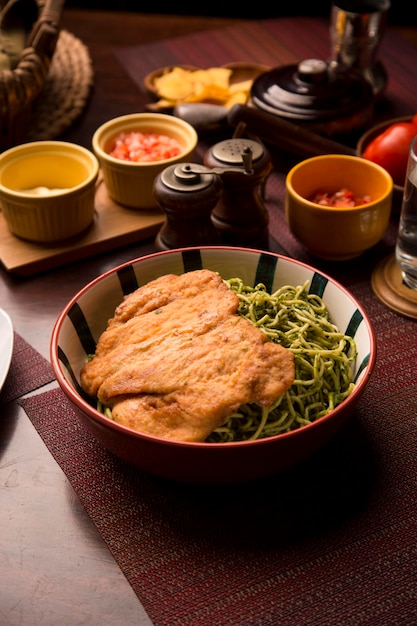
top-left (92, 112), bottom-right (198, 210)
top-left (0, 141), bottom-right (99, 243)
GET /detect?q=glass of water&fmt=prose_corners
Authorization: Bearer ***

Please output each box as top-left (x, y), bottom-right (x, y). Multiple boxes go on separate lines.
top-left (395, 135), bottom-right (417, 290)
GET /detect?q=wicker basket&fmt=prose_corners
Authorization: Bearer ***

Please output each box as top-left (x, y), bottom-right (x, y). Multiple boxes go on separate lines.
top-left (0, 0), bottom-right (64, 150)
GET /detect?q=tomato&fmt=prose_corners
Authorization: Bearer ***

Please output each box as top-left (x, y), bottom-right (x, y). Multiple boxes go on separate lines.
top-left (110, 131), bottom-right (182, 162)
top-left (362, 116), bottom-right (417, 186)
top-left (310, 188), bottom-right (371, 208)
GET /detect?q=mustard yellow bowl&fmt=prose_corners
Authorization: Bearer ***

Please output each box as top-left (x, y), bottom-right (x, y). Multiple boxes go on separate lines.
top-left (92, 112), bottom-right (198, 210)
top-left (285, 154), bottom-right (393, 261)
top-left (0, 141), bottom-right (99, 243)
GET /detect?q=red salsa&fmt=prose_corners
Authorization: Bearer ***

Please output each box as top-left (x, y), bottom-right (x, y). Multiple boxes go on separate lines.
top-left (309, 188), bottom-right (371, 208)
top-left (110, 131), bottom-right (183, 162)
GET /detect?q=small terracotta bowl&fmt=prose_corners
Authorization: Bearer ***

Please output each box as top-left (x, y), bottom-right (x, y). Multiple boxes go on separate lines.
top-left (0, 141), bottom-right (99, 243)
top-left (285, 154), bottom-right (393, 261)
top-left (92, 112), bottom-right (198, 210)
top-left (357, 116), bottom-right (412, 215)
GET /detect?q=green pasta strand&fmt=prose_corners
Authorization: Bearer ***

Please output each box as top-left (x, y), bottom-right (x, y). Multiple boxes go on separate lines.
top-left (206, 279), bottom-right (357, 443)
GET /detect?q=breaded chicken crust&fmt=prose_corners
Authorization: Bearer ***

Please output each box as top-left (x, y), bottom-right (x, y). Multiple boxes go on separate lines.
top-left (80, 269), bottom-right (295, 442)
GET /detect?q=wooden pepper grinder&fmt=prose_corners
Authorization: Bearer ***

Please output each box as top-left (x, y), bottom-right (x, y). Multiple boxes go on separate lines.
top-left (203, 138), bottom-right (272, 248)
top-left (154, 162), bottom-right (223, 250)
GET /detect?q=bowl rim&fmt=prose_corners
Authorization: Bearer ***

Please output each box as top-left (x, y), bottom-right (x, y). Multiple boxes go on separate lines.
top-left (91, 112), bottom-right (199, 168)
top-left (286, 153), bottom-right (393, 211)
top-left (50, 246), bottom-right (377, 450)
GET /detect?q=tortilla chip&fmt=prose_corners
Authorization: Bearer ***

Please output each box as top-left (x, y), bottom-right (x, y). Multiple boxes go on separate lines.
top-left (152, 66), bottom-right (252, 108)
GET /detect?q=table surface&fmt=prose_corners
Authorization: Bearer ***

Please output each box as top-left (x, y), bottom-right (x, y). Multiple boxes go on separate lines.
top-left (1, 9), bottom-right (417, 626)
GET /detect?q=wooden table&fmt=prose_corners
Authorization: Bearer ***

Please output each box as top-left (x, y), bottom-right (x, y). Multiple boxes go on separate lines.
top-left (1, 10), bottom-right (416, 626)
top-left (1, 13), bottom-right (243, 626)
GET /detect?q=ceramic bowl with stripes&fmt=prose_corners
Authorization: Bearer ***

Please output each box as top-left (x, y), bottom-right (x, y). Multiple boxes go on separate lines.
top-left (50, 247), bottom-right (376, 484)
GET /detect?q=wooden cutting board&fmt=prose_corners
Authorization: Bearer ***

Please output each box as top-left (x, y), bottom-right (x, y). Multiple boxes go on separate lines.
top-left (0, 178), bottom-right (165, 276)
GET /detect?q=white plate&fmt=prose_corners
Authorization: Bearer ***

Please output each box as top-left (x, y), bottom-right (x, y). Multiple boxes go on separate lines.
top-left (0, 308), bottom-right (13, 392)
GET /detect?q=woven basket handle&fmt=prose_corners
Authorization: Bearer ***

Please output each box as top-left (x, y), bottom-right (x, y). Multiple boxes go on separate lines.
top-left (27, 0), bottom-right (65, 58)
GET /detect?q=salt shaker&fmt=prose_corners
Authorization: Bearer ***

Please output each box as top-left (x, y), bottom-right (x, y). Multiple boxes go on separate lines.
top-left (203, 138), bottom-right (272, 248)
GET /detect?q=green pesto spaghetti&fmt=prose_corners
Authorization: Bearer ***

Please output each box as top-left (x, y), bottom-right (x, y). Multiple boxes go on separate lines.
top-left (205, 278), bottom-right (356, 443)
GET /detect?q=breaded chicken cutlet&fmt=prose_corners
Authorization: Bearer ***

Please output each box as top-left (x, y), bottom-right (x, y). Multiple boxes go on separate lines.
top-left (80, 269), bottom-right (295, 442)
